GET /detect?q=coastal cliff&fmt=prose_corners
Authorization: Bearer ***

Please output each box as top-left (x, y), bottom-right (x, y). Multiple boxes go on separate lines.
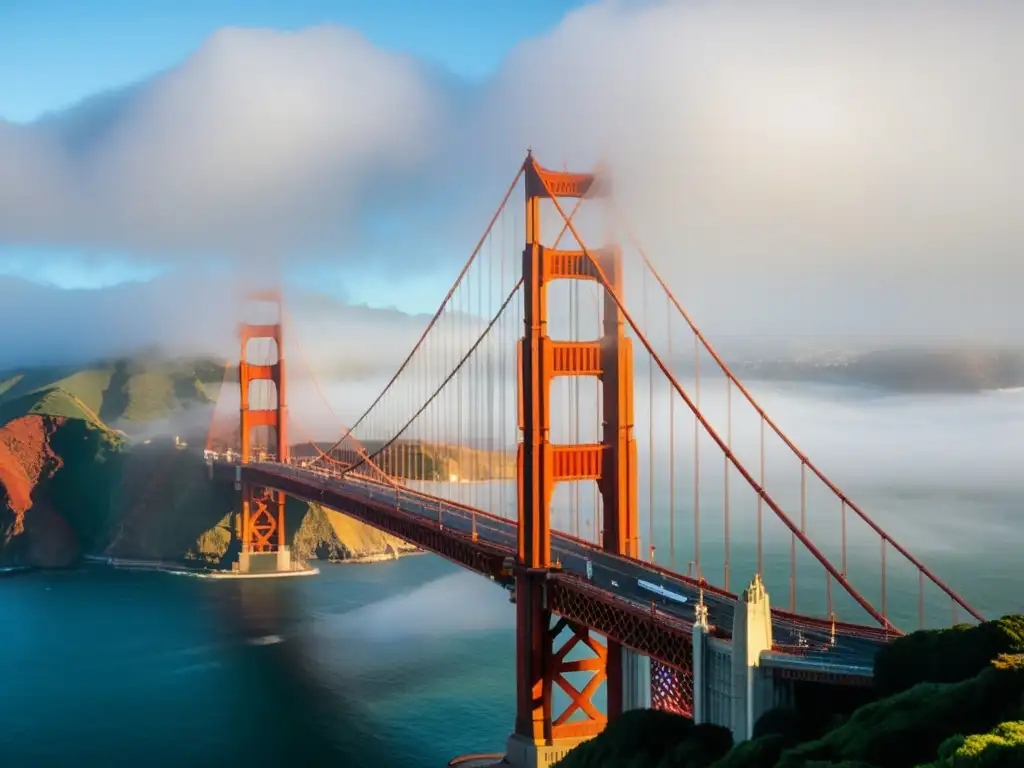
top-left (0, 356), bottom-right (505, 568)
top-left (0, 416), bottom-right (421, 568)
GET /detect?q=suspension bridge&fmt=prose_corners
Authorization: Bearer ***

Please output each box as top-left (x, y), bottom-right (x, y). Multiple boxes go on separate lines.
top-left (203, 152), bottom-right (984, 768)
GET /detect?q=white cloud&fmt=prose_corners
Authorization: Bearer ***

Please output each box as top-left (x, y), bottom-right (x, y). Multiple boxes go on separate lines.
top-left (0, 26), bottom-right (446, 271)
top-left (487, 1), bottom-right (1023, 286)
top-left (0, 1), bottom-right (1022, 342)
top-left (0, 273), bottom-right (431, 377)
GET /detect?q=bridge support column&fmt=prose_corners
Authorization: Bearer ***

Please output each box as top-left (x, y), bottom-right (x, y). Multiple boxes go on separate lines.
top-left (236, 483), bottom-right (291, 574)
top-left (621, 648), bottom-right (652, 711)
top-left (504, 155), bottom-right (635, 768)
top-left (232, 290), bottom-right (292, 575)
top-left (730, 575), bottom-right (775, 742)
top-left (690, 593), bottom-right (736, 729)
top-left (506, 572), bottom-right (604, 768)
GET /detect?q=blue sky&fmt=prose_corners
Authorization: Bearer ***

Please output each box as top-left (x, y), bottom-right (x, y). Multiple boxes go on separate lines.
top-left (1, 1), bottom-right (1019, 347)
top-left (0, 0), bottom-right (585, 122)
top-left (0, 0), bottom-right (586, 308)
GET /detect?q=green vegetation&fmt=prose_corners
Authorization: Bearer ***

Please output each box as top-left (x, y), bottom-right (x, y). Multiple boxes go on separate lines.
top-left (776, 654), bottom-right (1024, 768)
top-left (556, 710), bottom-right (732, 768)
top-left (873, 616), bottom-right (1024, 696)
top-left (554, 616), bottom-right (1024, 768)
top-left (290, 501), bottom-right (413, 561)
top-left (45, 417), bottom-right (127, 554)
top-left (0, 354), bottom-right (225, 428)
top-left (107, 441), bottom-right (238, 564)
top-left (924, 721), bottom-right (1024, 767)
top-left (0, 386), bottom-right (110, 429)
top-left (0, 354), bottom-right (422, 567)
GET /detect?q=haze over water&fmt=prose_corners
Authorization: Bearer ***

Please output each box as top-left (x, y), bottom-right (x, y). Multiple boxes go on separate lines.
top-left (414, 379), bottom-right (1024, 627)
top-left (3, 381), bottom-right (1021, 767)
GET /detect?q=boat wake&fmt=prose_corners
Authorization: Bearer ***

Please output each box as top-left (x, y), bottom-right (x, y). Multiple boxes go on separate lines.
top-left (246, 634), bottom-right (284, 647)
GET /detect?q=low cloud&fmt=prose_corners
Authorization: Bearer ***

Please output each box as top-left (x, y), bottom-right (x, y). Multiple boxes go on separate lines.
top-left (0, 25), bottom-right (448, 272)
top-left (0, 273), bottom-right (430, 378)
top-left (1, 1), bottom-right (1022, 345)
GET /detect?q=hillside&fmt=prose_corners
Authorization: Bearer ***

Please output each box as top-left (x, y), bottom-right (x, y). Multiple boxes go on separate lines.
top-left (0, 418), bottom-right (417, 567)
top-left (733, 347), bottom-right (1024, 394)
top-left (554, 616), bottom-right (1024, 768)
top-left (0, 353), bottom-right (226, 431)
top-left (99, 438), bottom-right (415, 566)
top-left (0, 355), bottom-right (415, 567)
top-left (0, 407), bottom-right (125, 566)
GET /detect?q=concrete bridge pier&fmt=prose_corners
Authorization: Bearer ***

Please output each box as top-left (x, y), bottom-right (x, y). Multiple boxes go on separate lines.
top-left (730, 574), bottom-right (776, 742)
top-left (692, 575), bottom-right (776, 742)
top-left (622, 647), bottom-right (652, 711)
top-left (231, 467), bottom-right (294, 575)
top-left (504, 734), bottom-right (587, 768)
top-left (236, 547), bottom-right (292, 574)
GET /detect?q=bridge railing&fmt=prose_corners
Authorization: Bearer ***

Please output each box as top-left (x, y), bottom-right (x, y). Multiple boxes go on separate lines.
top-left (209, 451), bottom-right (897, 647)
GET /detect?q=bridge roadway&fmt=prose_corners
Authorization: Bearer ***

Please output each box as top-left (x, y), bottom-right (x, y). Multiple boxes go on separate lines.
top-left (214, 459), bottom-right (890, 674)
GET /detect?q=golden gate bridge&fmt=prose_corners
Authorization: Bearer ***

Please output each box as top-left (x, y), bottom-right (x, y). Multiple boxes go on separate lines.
top-left (203, 152), bottom-right (984, 767)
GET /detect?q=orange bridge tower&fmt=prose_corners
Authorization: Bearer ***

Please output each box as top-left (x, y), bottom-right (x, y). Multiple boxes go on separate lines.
top-left (235, 289), bottom-right (292, 574)
top-left (507, 154), bottom-right (640, 767)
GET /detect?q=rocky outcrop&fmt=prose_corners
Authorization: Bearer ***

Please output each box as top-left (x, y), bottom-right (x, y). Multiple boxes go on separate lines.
top-left (0, 415), bottom-right (90, 567)
top-left (0, 422), bottom-right (420, 568)
top-left (292, 504), bottom-right (416, 562)
top-left (0, 355), bottom-right (431, 567)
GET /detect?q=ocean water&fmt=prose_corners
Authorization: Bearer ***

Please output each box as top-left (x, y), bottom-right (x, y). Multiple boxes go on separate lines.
top-left (0, 558), bottom-right (517, 768)
top-left (2, 383), bottom-right (1022, 767)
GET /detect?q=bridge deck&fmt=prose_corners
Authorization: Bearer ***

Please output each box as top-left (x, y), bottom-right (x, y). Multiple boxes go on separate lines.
top-left (213, 460), bottom-right (891, 674)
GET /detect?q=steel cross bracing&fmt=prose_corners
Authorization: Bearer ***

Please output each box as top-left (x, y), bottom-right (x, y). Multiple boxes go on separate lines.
top-left (206, 150), bottom-right (985, 733)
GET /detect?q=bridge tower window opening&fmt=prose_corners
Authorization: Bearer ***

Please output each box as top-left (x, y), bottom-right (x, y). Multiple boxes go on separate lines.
top-left (238, 289), bottom-right (289, 559)
top-left (512, 152), bottom-right (640, 757)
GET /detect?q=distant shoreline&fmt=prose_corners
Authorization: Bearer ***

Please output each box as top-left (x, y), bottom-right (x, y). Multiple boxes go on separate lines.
top-left (0, 565), bottom-right (32, 577)
top-left (83, 554), bottom-right (217, 574)
top-left (81, 549), bottom-right (427, 573)
top-left (329, 549), bottom-right (427, 565)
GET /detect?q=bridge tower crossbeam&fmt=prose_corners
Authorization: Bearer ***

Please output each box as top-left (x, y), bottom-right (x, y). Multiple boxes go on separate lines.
top-left (509, 154), bottom-right (639, 767)
top-left (236, 289), bottom-right (292, 574)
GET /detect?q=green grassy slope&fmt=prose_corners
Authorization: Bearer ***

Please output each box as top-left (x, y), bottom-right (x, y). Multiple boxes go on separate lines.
top-left (0, 387), bottom-right (120, 435)
top-left (0, 355), bottom-right (428, 567)
top-left (0, 355), bottom-right (226, 428)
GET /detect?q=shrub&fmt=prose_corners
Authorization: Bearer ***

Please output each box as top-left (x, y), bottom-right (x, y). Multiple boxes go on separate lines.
top-left (752, 708), bottom-right (813, 743)
top-left (709, 734), bottom-right (788, 768)
top-left (874, 616), bottom-right (1024, 696)
top-left (930, 720), bottom-right (1024, 767)
top-left (776, 655), bottom-right (1024, 768)
top-left (555, 709), bottom-right (695, 768)
top-left (660, 723), bottom-right (733, 767)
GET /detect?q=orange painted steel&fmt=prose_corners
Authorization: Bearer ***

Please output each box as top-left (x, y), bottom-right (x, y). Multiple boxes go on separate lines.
top-left (238, 290), bottom-right (288, 555)
top-left (535, 165), bottom-right (902, 634)
top-left (514, 152), bottom-right (638, 747)
top-left (545, 575), bottom-right (694, 674)
top-left (231, 464), bottom-right (516, 580)
top-left (243, 485), bottom-right (281, 553)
